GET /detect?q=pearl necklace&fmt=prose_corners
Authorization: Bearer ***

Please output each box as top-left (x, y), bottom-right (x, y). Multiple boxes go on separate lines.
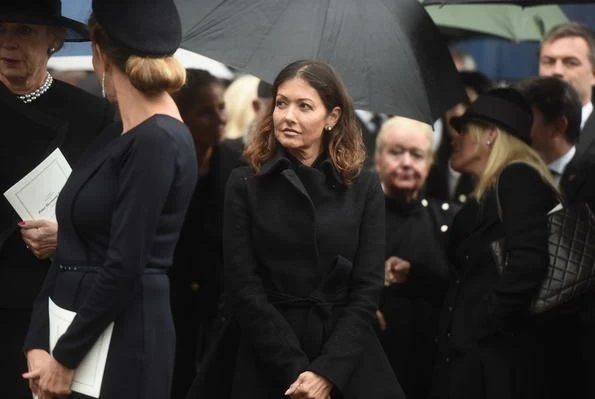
top-left (17, 73), bottom-right (53, 103)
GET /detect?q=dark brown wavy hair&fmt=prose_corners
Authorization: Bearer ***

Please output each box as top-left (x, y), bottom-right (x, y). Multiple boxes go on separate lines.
top-left (244, 60), bottom-right (366, 185)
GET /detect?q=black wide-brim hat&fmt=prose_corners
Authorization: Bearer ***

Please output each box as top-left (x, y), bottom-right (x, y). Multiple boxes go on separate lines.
top-left (92, 0), bottom-right (182, 57)
top-left (0, 0), bottom-right (89, 42)
top-left (451, 87), bottom-right (533, 145)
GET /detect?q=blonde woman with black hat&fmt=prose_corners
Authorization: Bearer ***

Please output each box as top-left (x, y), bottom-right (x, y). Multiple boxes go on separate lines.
top-left (430, 88), bottom-right (558, 399)
top-left (22, 0), bottom-right (197, 398)
top-left (0, 1), bottom-right (115, 397)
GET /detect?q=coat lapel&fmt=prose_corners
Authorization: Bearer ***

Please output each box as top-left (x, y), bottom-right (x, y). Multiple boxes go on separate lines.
top-left (260, 148), bottom-right (312, 201)
top-left (0, 84), bottom-right (69, 250)
top-left (576, 112), bottom-right (595, 163)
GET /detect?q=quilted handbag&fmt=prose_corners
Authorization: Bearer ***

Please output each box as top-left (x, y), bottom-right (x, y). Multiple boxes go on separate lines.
top-left (490, 181), bottom-right (595, 315)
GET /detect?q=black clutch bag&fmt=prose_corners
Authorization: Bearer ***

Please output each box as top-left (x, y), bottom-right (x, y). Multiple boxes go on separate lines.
top-left (490, 183), bottom-right (595, 315)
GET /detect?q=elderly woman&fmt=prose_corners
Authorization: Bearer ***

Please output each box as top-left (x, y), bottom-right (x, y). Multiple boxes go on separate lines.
top-left (375, 116), bottom-right (456, 399)
top-left (430, 88), bottom-right (558, 399)
top-left (0, 1), bottom-right (113, 397)
top-left (188, 60), bottom-right (403, 399)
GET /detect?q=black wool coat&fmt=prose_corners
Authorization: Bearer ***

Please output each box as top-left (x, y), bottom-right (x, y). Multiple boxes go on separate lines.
top-left (430, 163), bottom-right (557, 399)
top-left (379, 197), bottom-right (457, 399)
top-left (0, 81), bottom-right (114, 397)
top-left (188, 148), bottom-right (404, 399)
top-left (0, 80), bottom-right (115, 309)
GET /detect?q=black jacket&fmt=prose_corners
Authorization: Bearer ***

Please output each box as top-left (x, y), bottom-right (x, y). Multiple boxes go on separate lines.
top-left (431, 163), bottom-right (557, 399)
top-left (0, 80), bottom-right (114, 309)
top-left (379, 197), bottom-right (457, 399)
top-left (189, 148), bottom-right (403, 398)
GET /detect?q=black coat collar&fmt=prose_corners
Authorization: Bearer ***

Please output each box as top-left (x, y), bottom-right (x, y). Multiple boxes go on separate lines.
top-left (260, 145), bottom-right (343, 186)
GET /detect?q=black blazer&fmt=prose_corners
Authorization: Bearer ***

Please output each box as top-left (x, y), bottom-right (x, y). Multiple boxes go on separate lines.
top-left (560, 111), bottom-right (595, 210)
top-left (193, 148), bottom-right (403, 398)
top-left (574, 110), bottom-right (595, 164)
top-left (0, 80), bottom-right (114, 309)
top-left (431, 163), bottom-right (557, 399)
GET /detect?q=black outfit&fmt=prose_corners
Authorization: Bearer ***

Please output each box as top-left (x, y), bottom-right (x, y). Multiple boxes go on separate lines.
top-left (169, 140), bottom-right (242, 399)
top-left (546, 112), bottom-right (595, 399)
top-left (357, 114), bottom-right (383, 168)
top-left (24, 115), bottom-right (198, 398)
top-left (430, 163), bottom-right (557, 399)
top-left (0, 80), bottom-right (114, 398)
top-left (561, 112), bottom-right (595, 211)
top-left (379, 197), bottom-right (456, 399)
top-left (188, 148), bottom-right (404, 398)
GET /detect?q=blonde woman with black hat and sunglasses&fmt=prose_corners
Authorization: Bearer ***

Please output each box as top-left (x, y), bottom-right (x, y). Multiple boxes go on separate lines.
top-left (22, 0), bottom-right (197, 398)
top-left (430, 88), bottom-right (558, 399)
top-left (0, 1), bottom-right (115, 397)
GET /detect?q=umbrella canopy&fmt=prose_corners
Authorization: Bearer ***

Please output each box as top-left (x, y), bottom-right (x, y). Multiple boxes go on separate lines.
top-left (175, 0), bottom-right (466, 123)
top-left (425, 4), bottom-right (568, 42)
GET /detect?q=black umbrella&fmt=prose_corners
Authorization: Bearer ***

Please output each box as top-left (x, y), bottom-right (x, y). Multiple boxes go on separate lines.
top-left (175, 0), bottom-right (466, 124)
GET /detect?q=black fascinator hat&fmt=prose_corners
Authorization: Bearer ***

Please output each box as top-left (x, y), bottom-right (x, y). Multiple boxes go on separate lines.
top-left (0, 0), bottom-right (88, 42)
top-left (451, 87), bottom-right (533, 145)
top-left (92, 0), bottom-right (182, 57)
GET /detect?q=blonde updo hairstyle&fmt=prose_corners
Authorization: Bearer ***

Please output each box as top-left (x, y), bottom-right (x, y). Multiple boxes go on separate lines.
top-left (88, 14), bottom-right (185, 94)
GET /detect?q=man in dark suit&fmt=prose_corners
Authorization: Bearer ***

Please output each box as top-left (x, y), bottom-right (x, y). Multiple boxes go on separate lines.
top-left (539, 23), bottom-right (595, 192)
top-left (515, 76), bottom-right (581, 185)
top-left (535, 22), bottom-right (595, 398)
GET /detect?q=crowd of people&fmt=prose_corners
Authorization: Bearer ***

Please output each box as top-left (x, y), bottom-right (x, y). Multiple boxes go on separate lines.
top-left (3, 0), bottom-right (595, 399)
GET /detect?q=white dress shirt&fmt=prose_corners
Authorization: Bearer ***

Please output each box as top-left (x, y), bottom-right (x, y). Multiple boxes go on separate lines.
top-left (581, 102), bottom-right (593, 129)
top-left (548, 146), bottom-right (576, 185)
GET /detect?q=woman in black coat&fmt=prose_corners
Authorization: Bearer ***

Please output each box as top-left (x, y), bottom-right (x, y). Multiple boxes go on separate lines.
top-left (430, 88), bottom-right (558, 399)
top-left (22, 1), bottom-right (197, 398)
top-left (169, 69), bottom-right (242, 398)
top-left (0, 3), bottom-right (114, 397)
top-left (374, 116), bottom-right (457, 399)
top-left (188, 60), bottom-right (403, 399)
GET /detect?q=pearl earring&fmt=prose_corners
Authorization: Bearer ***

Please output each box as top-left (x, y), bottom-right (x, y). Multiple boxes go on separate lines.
top-left (325, 125), bottom-right (333, 131)
top-left (486, 140), bottom-right (492, 146)
top-left (48, 47), bottom-right (56, 55)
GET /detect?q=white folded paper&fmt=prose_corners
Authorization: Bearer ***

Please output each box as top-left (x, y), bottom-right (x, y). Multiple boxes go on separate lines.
top-left (4, 148), bottom-right (71, 222)
top-left (49, 298), bottom-right (114, 398)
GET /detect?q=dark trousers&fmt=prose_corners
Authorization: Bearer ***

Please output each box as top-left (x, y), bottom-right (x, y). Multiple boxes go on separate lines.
top-left (0, 309), bottom-right (33, 399)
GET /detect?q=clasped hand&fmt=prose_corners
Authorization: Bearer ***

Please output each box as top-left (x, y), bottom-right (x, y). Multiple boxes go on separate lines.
top-left (23, 349), bottom-right (75, 399)
top-left (285, 371), bottom-right (332, 399)
top-left (19, 219), bottom-right (58, 259)
top-left (384, 255), bottom-right (411, 286)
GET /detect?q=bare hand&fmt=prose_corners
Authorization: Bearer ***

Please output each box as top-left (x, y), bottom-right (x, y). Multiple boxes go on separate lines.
top-left (23, 349), bottom-right (51, 396)
top-left (285, 371), bottom-right (332, 399)
top-left (19, 220), bottom-right (58, 259)
top-left (385, 256), bottom-right (411, 285)
top-left (23, 356), bottom-right (74, 399)
top-left (376, 310), bottom-right (387, 331)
